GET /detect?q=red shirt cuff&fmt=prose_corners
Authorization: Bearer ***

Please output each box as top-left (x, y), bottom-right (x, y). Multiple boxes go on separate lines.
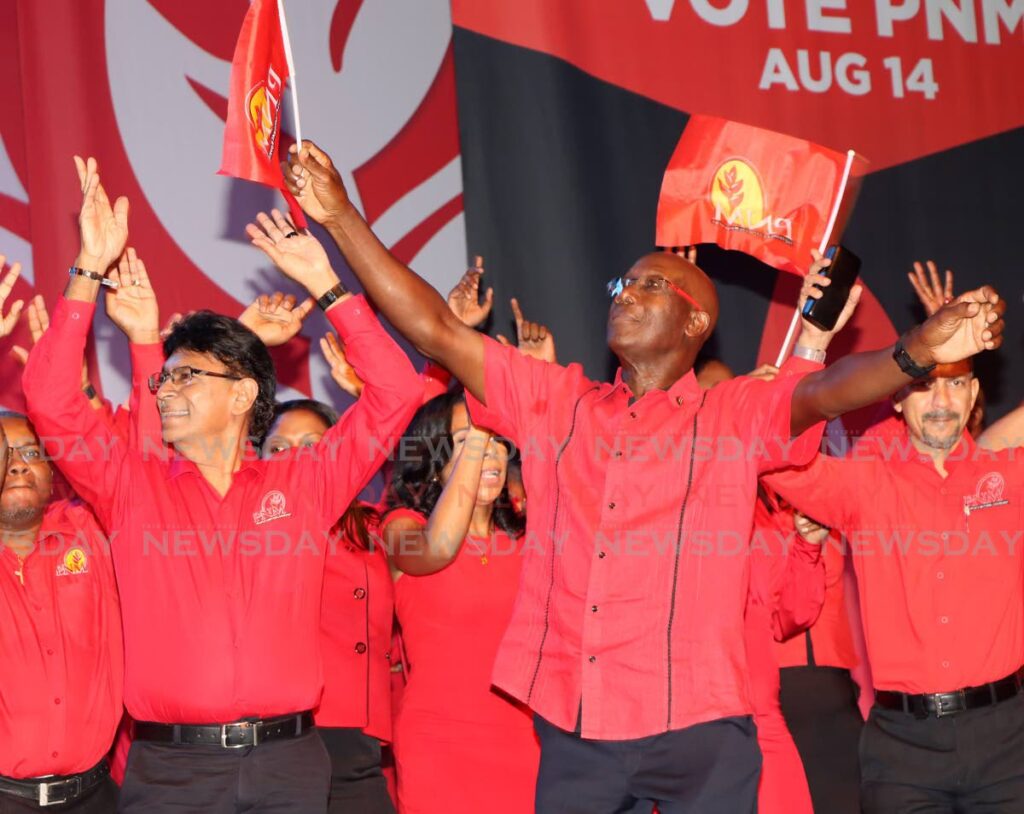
top-left (325, 294), bottom-right (372, 339)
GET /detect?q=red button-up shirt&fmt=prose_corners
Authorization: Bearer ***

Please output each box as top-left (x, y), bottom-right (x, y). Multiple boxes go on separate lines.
top-left (0, 500), bottom-right (122, 777)
top-left (465, 338), bottom-right (823, 739)
top-left (23, 295), bottom-right (421, 724)
top-left (766, 434), bottom-right (1024, 694)
top-left (315, 523), bottom-right (395, 741)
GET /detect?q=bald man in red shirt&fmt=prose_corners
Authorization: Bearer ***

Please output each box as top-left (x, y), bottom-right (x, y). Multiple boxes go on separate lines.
top-left (283, 139), bottom-right (1005, 813)
top-left (0, 412), bottom-right (122, 812)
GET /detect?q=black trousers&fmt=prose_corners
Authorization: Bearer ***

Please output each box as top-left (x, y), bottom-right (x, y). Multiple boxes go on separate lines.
top-left (533, 714), bottom-right (761, 814)
top-left (117, 729), bottom-right (330, 813)
top-left (779, 666), bottom-right (862, 813)
top-left (859, 689), bottom-right (1024, 813)
top-left (0, 778), bottom-right (117, 814)
top-left (318, 727), bottom-right (394, 814)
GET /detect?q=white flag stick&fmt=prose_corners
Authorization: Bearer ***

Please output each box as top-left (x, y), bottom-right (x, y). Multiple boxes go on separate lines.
top-left (774, 149), bottom-right (857, 367)
top-left (277, 0), bottom-right (302, 148)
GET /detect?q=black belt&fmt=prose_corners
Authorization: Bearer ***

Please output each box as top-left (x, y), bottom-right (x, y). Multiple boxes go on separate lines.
top-left (0, 760), bottom-right (108, 808)
top-left (875, 668), bottom-right (1024, 718)
top-left (134, 710), bottom-right (315, 748)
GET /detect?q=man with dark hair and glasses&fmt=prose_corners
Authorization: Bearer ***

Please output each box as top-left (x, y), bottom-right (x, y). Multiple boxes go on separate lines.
top-left (20, 157), bottom-right (423, 813)
top-left (279, 139), bottom-right (1005, 813)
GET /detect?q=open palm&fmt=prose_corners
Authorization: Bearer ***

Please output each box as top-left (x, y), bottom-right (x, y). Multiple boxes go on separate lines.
top-left (105, 248), bottom-right (160, 343)
top-left (239, 292), bottom-right (314, 348)
top-left (246, 210), bottom-right (333, 289)
top-left (75, 156), bottom-right (129, 269)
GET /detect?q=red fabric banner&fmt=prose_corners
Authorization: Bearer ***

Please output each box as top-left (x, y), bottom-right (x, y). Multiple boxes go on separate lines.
top-left (656, 115), bottom-right (868, 275)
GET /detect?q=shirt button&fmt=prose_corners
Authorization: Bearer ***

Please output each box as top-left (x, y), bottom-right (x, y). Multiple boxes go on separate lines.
top-left (591, 605), bottom-right (598, 613)
top-left (353, 588), bottom-right (366, 600)
top-left (676, 396), bottom-right (683, 405)
top-left (936, 572), bottom-right (944, 580)
top-left (46, 649), bottom-right (54, 655)
top-left (942, 660), bottom-right (950, 668)
top-left (354, 642), bottom-right (367, 654)
top-left (941, 533), bottom-right (949, 540)
top-left (51, 752), bottom-right (58, 758)
top-left (589, 656), bottom-right (597, 663)
top-left (54, 698), bottom-right (61, 705)
top-left (629, 411), bottom-right (637, 419)
top-left (597, 552), bottom-right (606, 559)
top-left (614, 451), bottom-right (623, 458)
top-left (940, 616), bottom-right (949, 624)
top-left (608, 502), bottom-right (616, 510)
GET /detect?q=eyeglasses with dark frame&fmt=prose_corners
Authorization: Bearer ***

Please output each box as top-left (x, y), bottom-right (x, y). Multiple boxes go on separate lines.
top-left (606, 274), bottom-right (704, 311)
top-left (148, 366), bottom-right (243, 395)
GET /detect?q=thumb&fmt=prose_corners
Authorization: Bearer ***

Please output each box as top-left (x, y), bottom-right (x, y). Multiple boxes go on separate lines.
top-left (496, 334), bottom-right (512, 346)
top-left (294, 297), bottom-right (315, 320)
top-left (10, 346), bottom-right (28, 366)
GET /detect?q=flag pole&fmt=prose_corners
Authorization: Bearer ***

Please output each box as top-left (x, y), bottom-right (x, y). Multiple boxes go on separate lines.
top-left (277, 0), bottom-right (301, 147)
top-left (773, 149), bottom-right (857, 367)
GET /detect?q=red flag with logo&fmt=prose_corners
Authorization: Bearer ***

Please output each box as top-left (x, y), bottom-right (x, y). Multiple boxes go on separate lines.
top-left (219, 0), bottom-right (306, 228)
top-left (656, 115), bottom-right (868, 275)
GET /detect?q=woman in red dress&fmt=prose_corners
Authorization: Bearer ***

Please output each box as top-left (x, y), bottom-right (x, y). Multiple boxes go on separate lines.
top-left (381, 389), bottom-right (538, 813)
top-left (262, 399), bottom-right (397, 814)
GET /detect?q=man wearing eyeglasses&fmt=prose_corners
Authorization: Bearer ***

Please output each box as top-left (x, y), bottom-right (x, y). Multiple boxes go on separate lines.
top-left (283, 140), bottom-right (1005, 813)
top-left (20, 158), bottom-right (423, 813)
top-left (0, 411), bottom-right (122, 812)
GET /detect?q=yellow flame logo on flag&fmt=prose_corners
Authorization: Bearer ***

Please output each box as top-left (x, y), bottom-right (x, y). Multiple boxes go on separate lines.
top-left (710, 159), bottom-right (765, 220)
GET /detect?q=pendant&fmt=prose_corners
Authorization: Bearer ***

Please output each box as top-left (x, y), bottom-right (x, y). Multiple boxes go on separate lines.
top-left (480, 556), bottom-right (488, 566)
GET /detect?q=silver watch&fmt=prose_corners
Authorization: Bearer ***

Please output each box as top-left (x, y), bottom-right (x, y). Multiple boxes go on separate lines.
top-left (792, 345), bottom-right (826, 364)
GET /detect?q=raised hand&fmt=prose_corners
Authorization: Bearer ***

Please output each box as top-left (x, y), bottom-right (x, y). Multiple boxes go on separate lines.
top-left (283, 141), bottom-right (351, 225)
top-left (796, 249), bottom-right (863, 351)
top-left (246, 209), bottom-right (338, 297)
top-left (497, 298), bottom-right (557, 364)
top-left (106, 248), bottom-right (160, 344)
top-left (794, 511), bottom-right (829, 545)
top-left (447, 256), bottom-right (493, 328)
top-left (908, 260), bottom-right (954, 317)
top-left (239, 292), bottom-right (315, 348)
top-left (73, 156), bottom-right (129, 271)
top-left (320, 332), bottom-right (364, 398)
top-left (912, 286), bottom-right (1005, 365)
top-left (0, 256), bottom-right (24, 340)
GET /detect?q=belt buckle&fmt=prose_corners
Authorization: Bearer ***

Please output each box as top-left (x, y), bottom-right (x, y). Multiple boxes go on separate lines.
top-left (39, 776), bottom-right (80, 807)
top-left (934, 689), bottom-right (966, 718)
top-left (220, 721), bottom-right (258, 748)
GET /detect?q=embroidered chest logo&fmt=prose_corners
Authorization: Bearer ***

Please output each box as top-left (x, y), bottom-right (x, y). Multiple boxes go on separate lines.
top-left (963, 472), bottom-right (1010, 515)
top-left (253, 490), bottom-right (291, 525)
top-left (55, 548), bottom-right (89, 577)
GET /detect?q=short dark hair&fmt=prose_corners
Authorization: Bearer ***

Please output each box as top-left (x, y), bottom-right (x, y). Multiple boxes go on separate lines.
top-left (385, 388), bottom-right (525, 538)
top-left (163, 311), bottom-right (276, 441)
top-left (272, 399), bottom-right (339, 433)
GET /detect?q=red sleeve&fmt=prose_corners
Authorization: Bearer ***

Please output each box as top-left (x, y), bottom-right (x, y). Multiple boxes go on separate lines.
top-left (772, 536), bottom-right (826, 642)
top-left (312, 296), bottom-right (423, 528)
top-left (720, 366), bottom-right (825, 474)
top-left (420, 361), bottom-right (451, 404)
top-left (381, 506), bottom-right (428, 529)
top-left (127, 342), bottom-right (168, 459)
top-left (464, 335), bottom-right (591, 442)
top-left (22, 298), bottom-right (128, 530)
top-left (761, 454), bottom-right (857, 532)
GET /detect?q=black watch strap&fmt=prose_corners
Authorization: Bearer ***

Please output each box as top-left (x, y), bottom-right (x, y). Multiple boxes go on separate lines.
top-left (893, 337), bottom-right (936, 379)
top-left (316, 283), bottom-right (348, 311)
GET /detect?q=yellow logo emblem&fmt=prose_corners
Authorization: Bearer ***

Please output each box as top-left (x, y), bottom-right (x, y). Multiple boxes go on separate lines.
top-left (245, 67), bottom-right (283, 160)
top-left (56, 548), bottom-right (88, 577)
top-left (709, 158), bottom-right (793, 245)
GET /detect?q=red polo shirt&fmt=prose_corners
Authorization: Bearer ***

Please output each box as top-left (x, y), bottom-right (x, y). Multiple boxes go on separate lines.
top-left (766, 434), bottom-right (1024, 694)
top-left (0, 500), bottom-right (122, 778)
top-left (23, 295), bottom-right (421, 724)
top-left (465, 338), bottom-right (824, 739)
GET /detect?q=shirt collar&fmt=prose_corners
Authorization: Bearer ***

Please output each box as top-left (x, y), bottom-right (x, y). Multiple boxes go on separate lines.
top-left (167, 443), bottom-right (262, 480)
top-left (607, 367), bottom-right (703, 407)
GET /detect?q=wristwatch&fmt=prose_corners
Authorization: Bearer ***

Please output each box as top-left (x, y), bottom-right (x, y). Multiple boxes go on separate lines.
top-left (792, 345), bottom-right (826, 364)
top-left (316, 283), bottom-right (349, 311)
top-left (892, 336), bottom-right (936, 379)
top-left (69, 267), bottom-right (117, 288)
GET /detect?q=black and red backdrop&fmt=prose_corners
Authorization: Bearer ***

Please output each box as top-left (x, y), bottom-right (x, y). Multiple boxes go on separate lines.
top-left (450, 1), bottom-right (1024, 420)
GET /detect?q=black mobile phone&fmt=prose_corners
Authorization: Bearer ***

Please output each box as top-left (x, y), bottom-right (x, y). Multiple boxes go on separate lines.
top-left (801, 244), bottom-right (861, 332)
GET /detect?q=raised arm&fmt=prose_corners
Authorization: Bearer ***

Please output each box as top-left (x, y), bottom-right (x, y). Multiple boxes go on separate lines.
top-left (790, 282), bottom-right (1005, 436)
top-left (282, 140), bottom-right (486, 401)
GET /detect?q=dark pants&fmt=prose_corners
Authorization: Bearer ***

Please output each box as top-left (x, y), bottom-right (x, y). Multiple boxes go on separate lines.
top-left (318, 727), bottom-right (394, 814)
top-left (779, 666), bottom-right (862, 813)
top-left (533, 714), bottom-right (761, 814)
top-left (859, 690), bottom-right (1024, 813)
top-left (0, 778), bottom-right (117, 814)
top-left (117, 729), bottom-right (330, 813)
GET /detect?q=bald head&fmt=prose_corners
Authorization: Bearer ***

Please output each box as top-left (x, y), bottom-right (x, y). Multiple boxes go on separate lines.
top-left (635, 251), bottom-right (720, 334)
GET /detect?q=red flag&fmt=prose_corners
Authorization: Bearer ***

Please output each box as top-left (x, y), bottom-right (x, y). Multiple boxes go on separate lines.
top-left (219, 0), bottom-right (306, 228)
top-left (656, 115), bottom-right (868, 275)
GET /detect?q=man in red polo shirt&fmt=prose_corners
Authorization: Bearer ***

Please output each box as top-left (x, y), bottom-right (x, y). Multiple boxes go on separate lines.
top-left (0, 412), bottom-right (122, 812)
top-left (766, 357), bottom-right (1024, 812)
top-left (21, 158), bottom-right (422, 813)
top-left (282, 140), bottom-right (1004, 812)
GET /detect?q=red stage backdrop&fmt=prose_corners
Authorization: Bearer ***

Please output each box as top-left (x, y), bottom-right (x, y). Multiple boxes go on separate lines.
top-left (449, 0), bottom-right (1023, 422)
top-left (0, 0), bottom-right (466, 412)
